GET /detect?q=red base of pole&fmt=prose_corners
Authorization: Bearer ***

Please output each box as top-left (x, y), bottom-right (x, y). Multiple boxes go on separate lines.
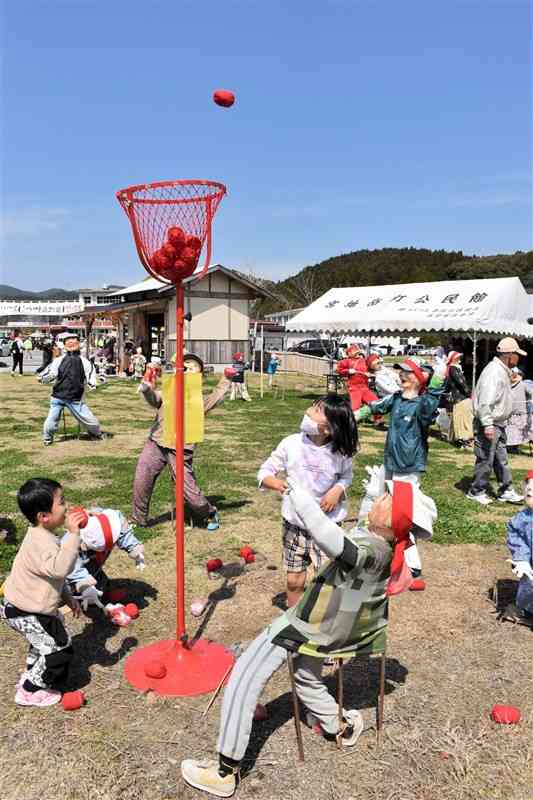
top-left (123, 638), bottom-right (235, 697)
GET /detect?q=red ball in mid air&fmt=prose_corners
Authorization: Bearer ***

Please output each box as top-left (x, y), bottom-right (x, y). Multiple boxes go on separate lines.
top-left (213, 89), bottom-right (235, 108)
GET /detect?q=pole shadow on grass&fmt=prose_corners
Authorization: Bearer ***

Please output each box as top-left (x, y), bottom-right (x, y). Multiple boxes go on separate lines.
top-left (145, 499), bottom-right (252, 528)
top-left (68, 578), bottom-right (157, 691)
top-left (240, 655), bottom-right (408, 775)
top-left (189, 573), bottom-right (241, 646)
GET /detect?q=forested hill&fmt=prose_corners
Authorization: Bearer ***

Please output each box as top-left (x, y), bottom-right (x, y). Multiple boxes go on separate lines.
top-left (253, 248), bottom-right (533, 316)
top-left (0, 285), bottom-right (79, 301)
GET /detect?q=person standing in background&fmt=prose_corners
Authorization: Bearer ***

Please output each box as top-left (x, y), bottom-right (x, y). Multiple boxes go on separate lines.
top-left (10, 331), bottom-right (24, 375)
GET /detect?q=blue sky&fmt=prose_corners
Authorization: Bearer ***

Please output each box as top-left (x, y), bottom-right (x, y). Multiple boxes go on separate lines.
top-left (2, 0), bottom-right (531, 290)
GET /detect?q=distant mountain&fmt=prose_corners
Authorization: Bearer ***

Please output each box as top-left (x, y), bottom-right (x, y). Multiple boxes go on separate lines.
top-left (253, 248), bottom-right (533, 316)
top-left (0, 285), bottom-right (79, 301)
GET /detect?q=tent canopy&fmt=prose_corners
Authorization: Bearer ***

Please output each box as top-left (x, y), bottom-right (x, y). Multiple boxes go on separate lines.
top-left (287, 277), bottom-right (532, 339)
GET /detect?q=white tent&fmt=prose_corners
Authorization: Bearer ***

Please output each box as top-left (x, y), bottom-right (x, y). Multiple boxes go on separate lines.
top-left (287, 277), bottom-right (532, 339)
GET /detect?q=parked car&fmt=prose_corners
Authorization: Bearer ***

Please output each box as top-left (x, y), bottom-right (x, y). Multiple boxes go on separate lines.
top-left (287, 339), bottom-right (340, 359)
top-left (0, 340), bottom-right (13, 358)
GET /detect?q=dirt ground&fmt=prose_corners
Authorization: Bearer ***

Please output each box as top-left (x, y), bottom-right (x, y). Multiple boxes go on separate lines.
top-left (1, 506), bottom-right (532, 800)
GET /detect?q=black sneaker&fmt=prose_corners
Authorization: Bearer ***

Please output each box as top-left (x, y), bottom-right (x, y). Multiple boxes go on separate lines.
top-left (501, 603), bottom-right (533, 628)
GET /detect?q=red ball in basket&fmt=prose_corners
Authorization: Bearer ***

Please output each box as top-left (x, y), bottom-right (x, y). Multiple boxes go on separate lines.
top-left (167, 226), bottom-right (187, 250)
top-left (186, 234), bottom-right (202, 254)
top-left (213, 89), bottom-right (235, 108)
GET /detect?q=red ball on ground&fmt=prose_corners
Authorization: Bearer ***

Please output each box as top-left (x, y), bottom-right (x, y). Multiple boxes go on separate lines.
top-left (244, 553), bottom-right (256, 564)
top-left (239, 546), bottom-right (254, 559)
top-left (62, 690), bottom-right (86, 711)
top-left (70, 507), bottom-right (89, 528)
top-left (145, 660), bottom-right (167, 679)
top-left (409, 579), bottom-right (426, 592)
top-left (213, 89), bottom-right (235, 108)
top-left (253, 703), bottom-right (267, 721)
top-left (167, 226), bottom-right (187, 249)
top-left (206, 558), bottom-right (223, 573)
top-left (124, 603), bottom-right (139, 620)
top-left (491, 705), bottom-right (521, 724)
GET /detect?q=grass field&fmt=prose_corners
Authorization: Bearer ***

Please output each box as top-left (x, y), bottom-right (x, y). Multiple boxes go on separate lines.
top-left (1, 372), bottom-right (532, 800)
top-left (0, 371), bottom-right (530, 578)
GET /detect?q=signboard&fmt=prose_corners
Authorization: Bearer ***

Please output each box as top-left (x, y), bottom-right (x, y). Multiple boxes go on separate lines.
top-left (0, 301), bottom-right (82, 316)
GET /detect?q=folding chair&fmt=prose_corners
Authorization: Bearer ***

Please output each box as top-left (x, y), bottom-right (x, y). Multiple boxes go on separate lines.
top-left (58, 407), bottom-right (81, 441)
top-left (287, 646), bottom-right (387, 762)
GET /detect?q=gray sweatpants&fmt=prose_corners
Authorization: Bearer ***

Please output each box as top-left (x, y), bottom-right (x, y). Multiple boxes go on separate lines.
top-left (132, 439), bottom-right (215, 524)
top-left (470, 422), bottom-right (513, 495)
top-left (217, 628), bottom-right (347, 761)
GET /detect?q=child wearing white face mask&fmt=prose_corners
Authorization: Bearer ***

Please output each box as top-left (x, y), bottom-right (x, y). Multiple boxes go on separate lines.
top-left (258, 395), bottom-right (358, 607)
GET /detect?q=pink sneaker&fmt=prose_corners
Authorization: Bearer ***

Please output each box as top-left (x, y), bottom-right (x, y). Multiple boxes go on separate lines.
top-left (15, 686), bottom-right (62, 707)
top-left (17, 671), bottom-right (31, 689)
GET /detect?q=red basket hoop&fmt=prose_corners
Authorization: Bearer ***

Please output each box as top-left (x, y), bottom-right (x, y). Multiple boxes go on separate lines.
top-left (116, 179), bottom-right (226, 284)
top-left (115, 177), bottom-right (234, 697)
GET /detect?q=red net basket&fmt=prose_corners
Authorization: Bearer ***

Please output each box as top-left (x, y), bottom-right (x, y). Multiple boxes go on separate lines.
top-left (116, 179), bottom-right (227, 284)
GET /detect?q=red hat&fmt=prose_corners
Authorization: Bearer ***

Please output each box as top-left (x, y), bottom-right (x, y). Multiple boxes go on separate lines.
top-left (386, 480), bottom-right (437, 596)
top-left (447, 351), bottom-right (462, 364)
top-left (525, 471), bottom-right (533, 481)
top-left (233, 352), bottom-right (244, 361)
top-left (367, 354), bottom-right (382, 369)
top-left (346, 344), bottom-right (364, 357)
top-left (394, 358), bottom-right (428, 387)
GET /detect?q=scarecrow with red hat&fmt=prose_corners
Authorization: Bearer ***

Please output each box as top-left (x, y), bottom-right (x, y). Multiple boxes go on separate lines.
top-left (64, 507), bottom-right (145, 610)
top-left (132, 365), bottom-right (231, 531)
top-left (229, 352), bottom-right (252, 402)
top-left (180, 476), bottom-right (437, 797)
top-left (366, 353), bottom-right (401, 397)
top-left (503, 471), bottom-right (533, 627)
top-left (336, 344), bottom-right (379, 412)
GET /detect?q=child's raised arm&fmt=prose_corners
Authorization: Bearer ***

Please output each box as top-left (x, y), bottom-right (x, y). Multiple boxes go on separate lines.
top-left (257, 439), bottom-right (289, 494)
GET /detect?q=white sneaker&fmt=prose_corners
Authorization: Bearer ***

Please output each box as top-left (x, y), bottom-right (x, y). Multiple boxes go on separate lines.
top-left (498, 489), bottom-right (524, 504)
top-left (181, 759), bottom-right (237, 798)
top-left (340, 709), bottom-right (364, 747)
top-left (466, 491), bottom-right (493, 505)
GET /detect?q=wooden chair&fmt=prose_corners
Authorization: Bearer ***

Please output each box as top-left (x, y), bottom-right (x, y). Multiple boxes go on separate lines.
top-left (287, 646), bottom-right (387, 762)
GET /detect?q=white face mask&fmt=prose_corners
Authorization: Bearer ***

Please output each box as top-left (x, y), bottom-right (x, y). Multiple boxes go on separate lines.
top-left (300, 414), bottom-right (321, 436)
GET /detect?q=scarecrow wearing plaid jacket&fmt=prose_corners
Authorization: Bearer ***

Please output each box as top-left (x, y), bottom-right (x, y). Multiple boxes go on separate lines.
top-left (181, 475), bottom-right (437, 797)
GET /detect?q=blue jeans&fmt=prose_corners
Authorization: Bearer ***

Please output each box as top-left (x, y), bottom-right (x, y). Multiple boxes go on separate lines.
top-left (43, 397), bottom-right (101, 443)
